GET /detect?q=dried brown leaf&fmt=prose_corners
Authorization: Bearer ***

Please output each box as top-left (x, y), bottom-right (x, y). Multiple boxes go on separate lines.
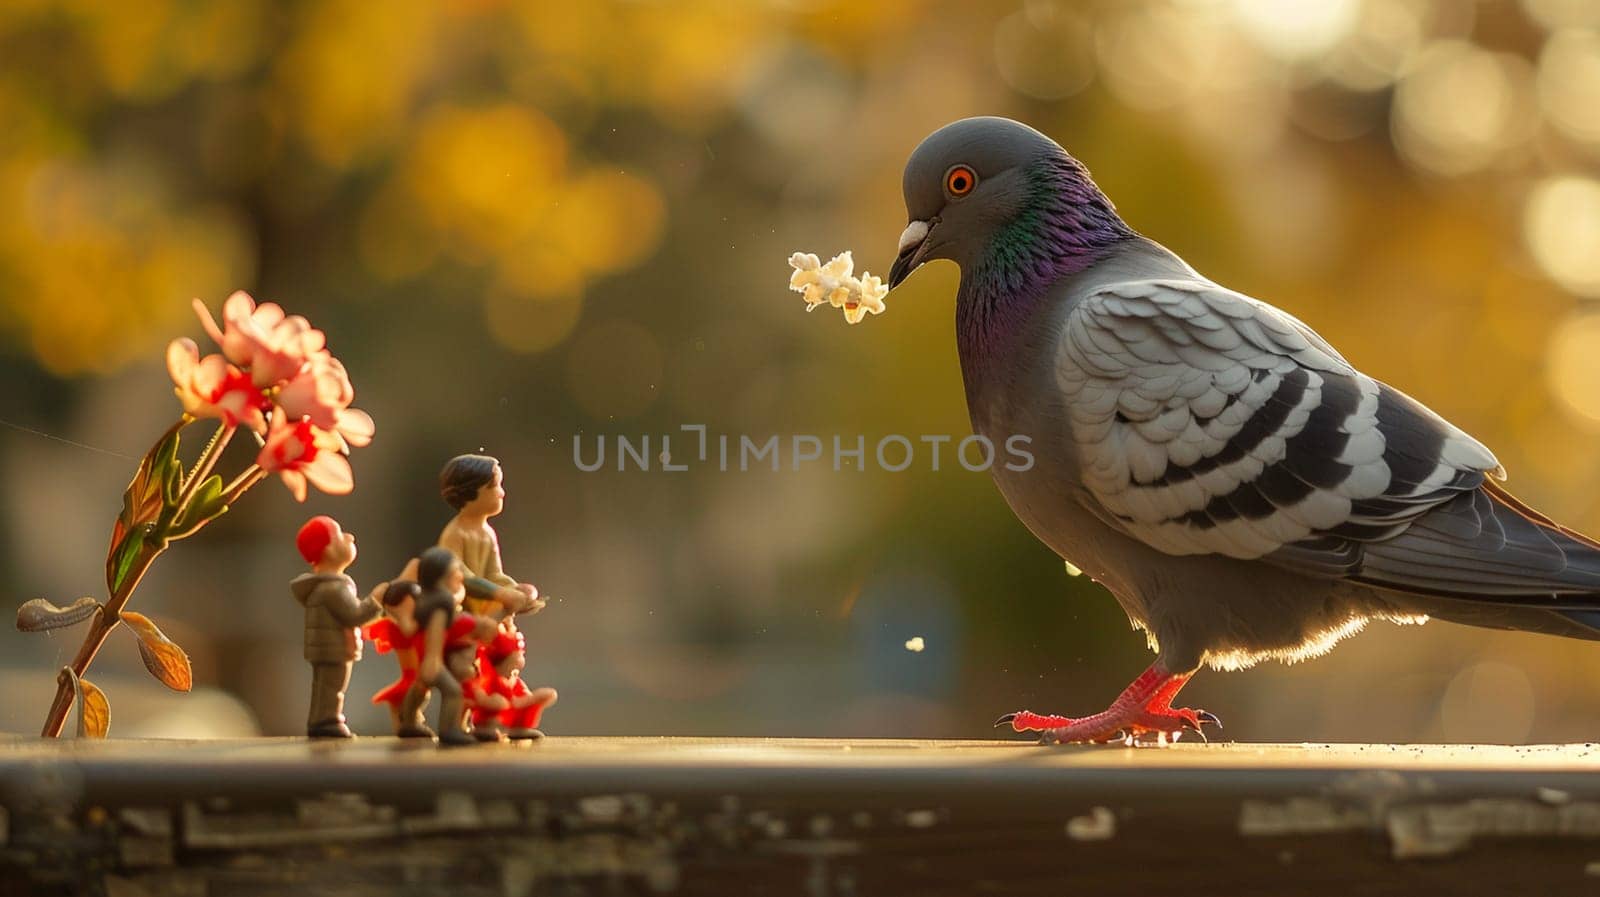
top-left (120, 611), bottom-right (193, 692)
top-left (59, 668), bottom-right (110, 738)
top-left (16, 596), bottom-right (101, 632)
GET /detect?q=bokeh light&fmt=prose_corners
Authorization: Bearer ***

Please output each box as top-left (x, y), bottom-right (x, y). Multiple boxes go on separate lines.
top-left (1524, 175), bottom-right (1600, 297)
top-left (1391, 40), bottom-right (1536, 176)
top-left (992, 3), bottom-right (1095, 100)
top-left (1316, 0), bottom-right (1425, 91)
top-left (1231, 0), bottom-right (1359, 62)
top-left (1536, 29), bottom-right (1600, 147)
top-left (1520, 0), bottom-right (1600, 30)
top-left (1545, 311), bottom-right (1600, 428)
top-left (486, 287), bottom-right (585, 356)
top-left (1437, 660), bottom-right (1535, 743)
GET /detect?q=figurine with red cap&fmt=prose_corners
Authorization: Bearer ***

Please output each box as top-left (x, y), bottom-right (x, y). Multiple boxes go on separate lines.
top-left (289, 516), bottom-right (384, 738)
top-left (468, 629), bottom-right (558, 741)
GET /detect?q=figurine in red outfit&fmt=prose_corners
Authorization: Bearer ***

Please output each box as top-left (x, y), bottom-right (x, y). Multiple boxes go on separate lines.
top-left (469, 629), bottom-right (557, 741)
top-left (365, 581), bottom-right (426, 737)
top-left (401, 546), bottom-right (494, 746)
top-left (368, 576), bottom-right (483, 739)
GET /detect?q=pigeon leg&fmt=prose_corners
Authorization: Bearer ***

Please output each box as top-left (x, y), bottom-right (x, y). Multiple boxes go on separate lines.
top-left (995, 663), bottom-right (1221, 745)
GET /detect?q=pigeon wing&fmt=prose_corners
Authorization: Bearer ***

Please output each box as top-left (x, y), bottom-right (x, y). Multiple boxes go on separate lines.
top-left (1056, 279), bottom-right (1504, 570)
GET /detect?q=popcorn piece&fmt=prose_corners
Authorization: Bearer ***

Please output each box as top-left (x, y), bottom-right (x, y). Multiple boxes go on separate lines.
top-left (788, 251), bottom-right (890, 325)
top-left (904, 636), bottom-right (925, 653)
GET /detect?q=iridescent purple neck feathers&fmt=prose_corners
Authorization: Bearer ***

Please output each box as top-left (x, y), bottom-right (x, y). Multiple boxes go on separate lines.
top-left (957, 156), bottom-right (1134, 359)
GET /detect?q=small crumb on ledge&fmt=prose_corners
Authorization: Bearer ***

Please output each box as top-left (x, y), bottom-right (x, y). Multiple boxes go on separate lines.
top-left (1066, 806), bottom-right (1116, 841)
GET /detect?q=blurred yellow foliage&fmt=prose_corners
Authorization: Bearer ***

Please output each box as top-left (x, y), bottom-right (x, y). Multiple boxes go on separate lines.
top-left (406, 104), bottom-right (569, 260)
top-left (274, 0), bottom-right (439, 167)
top-left (0, 153), bottom-right (249, 375)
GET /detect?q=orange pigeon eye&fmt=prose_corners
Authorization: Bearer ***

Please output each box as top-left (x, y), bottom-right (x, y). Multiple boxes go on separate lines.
top-left (945, 164), bottom-right (977, 197)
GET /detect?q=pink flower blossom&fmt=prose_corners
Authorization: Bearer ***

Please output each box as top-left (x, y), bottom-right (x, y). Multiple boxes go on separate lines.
top-left (166, 338), bottom-right (270, 432)
top-left (256, 415), bottom-right (353, 503)
top-left (193, 291), bottom-right (328, 388)
top-left (331, 406), bottom-right (375, 450)
top-left (274, 354), bottom-right (374, 450)
top-left (276, 355), bottom-right (352, 431)
top-left (193, 292), bottom-right (270, 367)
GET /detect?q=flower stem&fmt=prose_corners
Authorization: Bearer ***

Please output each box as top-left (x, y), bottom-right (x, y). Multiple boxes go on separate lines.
top-left (221, 466), bottom-right (267, 505)
top-left (173, 421), bottom-right (235, 515)
top-left (40, 418), bottom-right (234, 737)
top-left (38, 539), bottom-right (163, 737)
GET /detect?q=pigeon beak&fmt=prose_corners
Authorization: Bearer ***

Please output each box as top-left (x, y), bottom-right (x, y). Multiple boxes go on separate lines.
top-left (888, 218), bottom-right (935, 290)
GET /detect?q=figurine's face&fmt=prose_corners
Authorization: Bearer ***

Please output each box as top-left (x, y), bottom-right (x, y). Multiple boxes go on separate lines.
top-left (496, 648), bottom-right (525, 678)
top-left (323, 523), bottom-right (357, 568)
top-left (445, 560), bottom-right (465, 600)
top-left (465, 465), bottom-right (506, 518)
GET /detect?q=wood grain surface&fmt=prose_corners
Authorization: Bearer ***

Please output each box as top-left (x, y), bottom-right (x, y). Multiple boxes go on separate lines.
top-left (3, 737), bottom-right (1599, 896)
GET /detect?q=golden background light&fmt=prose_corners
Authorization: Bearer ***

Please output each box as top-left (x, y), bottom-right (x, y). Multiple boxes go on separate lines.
top-left (1544, 311), bottom-right (1600, 427)
top-left (1524, 175), bottom-right (1600, 298)
top-left (1536, 29), bottom-right (1600, 146)
top-left (1231, 0), bottom-right (1359, 61)
top-left (1391, 40), bottom-right (1535, 176)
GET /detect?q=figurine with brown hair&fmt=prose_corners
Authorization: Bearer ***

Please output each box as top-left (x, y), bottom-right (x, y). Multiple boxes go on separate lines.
top-left (289, 516), bottom-right (383, 738)
top-left (402, 546), bottom-right (491, 746)
top-left (437, 453), bottom-right (545, 626)
top-left (365, 581), bottom-right (427, 736)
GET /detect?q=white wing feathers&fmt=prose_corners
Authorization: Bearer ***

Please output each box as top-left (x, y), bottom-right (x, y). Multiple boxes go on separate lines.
top-left (1056, 279), bottom-right (1500, 561)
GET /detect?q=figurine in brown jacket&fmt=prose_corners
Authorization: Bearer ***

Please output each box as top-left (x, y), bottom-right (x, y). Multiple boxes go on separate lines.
top-left (291, 516), bottom-right (383, 738)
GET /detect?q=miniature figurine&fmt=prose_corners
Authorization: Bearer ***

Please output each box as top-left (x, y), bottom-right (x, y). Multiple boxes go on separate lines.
top-left (289, 516), bottom-right (383, 738)
top-left (467, 630), bottom-right (558, 741)
top-left (437, 454), bottom-right (545, 626)
top-left (365, 581), bottom-right (427, 736)
top-left (368, 578), bottom-right (482, 737)
top-left (400, 546), bottom-right (492, 746)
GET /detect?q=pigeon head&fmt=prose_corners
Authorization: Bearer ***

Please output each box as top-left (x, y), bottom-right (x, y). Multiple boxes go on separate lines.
top-left (888, 116), bottom-right (1133, 292)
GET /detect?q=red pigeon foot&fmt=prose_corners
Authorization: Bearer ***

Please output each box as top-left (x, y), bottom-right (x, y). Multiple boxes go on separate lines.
top-left (996, 663), bottom-right (1221, 745)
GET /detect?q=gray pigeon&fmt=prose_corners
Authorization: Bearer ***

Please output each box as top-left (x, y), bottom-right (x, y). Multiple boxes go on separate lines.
top-left (886, 116), bottom-right (1600, 744)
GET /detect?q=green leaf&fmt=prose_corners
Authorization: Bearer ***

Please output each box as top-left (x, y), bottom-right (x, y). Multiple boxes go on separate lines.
top-left (111, 423), bottom-right (183, 590)
top-left (167, 474), bottom-right (228, 541)
top-left (121, 611), bottom-right (193, 692)
top-left (107, 525), bottom-right (147, 594)
top-left (118, 423), bottom-right (182, 531)
top-left (16, 597), bottom-right (101, 632)
top-left (161, 451), bottom-right (183, 507)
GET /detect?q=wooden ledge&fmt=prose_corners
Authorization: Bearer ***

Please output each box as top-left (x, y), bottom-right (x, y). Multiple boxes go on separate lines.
top-left (3, 738), bottom-right (1598, 895)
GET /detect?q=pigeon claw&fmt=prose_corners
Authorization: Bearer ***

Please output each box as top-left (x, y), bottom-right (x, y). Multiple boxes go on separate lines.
top-left (1000, 710), bottom-right (1076, 733)
top-left (994, 664), bottom-right (1223, 746)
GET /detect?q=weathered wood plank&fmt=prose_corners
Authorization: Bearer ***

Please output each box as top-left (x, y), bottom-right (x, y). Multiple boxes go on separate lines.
top-left (2, 737), bottom-right (1599, 896)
